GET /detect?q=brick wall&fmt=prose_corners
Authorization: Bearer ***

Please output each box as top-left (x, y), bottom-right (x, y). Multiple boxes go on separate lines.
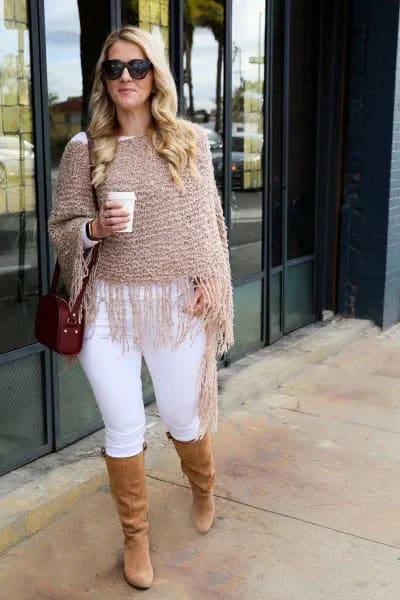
top-left (338, 0), bottom-right (400, 327)
top-left (383, 13), bottom-right (400, 327)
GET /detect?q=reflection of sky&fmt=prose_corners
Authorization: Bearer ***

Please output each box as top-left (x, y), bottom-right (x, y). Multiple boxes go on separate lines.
top-left (232, 0), bottom-right (265, 90)
top-left (0, 1), bottom-right (80, 99)
top-left (184, 2), bottom-right (265, 113)
top-left (184, 27), bottom-right (219, 113)
top-left (44, 1), bottom-right (82, 102)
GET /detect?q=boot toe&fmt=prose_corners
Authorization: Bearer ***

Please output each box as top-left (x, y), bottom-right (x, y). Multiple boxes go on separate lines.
top-left (123, 537), bottom-right (154, 589)
top-left (124, 558), bottom-right (153, 589)
top-left (124, 567), bottom-right (154, 589)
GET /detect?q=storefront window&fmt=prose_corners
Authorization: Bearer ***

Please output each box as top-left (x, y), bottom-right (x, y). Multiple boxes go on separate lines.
top-left (230, 0), bottom-right (264, 278)
top-left (0, 0), bottom-right (39, 352)
top-left (0, 0), bottom-right (46, 471)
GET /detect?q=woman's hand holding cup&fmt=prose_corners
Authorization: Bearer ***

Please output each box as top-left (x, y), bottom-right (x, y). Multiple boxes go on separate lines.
top-left (91, 200), bottom-right (131, 238)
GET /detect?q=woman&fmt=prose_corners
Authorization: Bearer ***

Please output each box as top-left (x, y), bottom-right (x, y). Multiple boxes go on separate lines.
top-left (48, 25), bottom-right (233, 590)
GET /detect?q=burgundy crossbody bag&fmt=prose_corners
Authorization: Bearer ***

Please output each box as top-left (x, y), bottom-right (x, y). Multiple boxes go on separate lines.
top-left (35, 137), bottom-right (99, 356)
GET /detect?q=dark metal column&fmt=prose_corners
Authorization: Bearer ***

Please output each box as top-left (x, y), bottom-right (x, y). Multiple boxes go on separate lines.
top-left (169, 0), bottom-right (184, 113)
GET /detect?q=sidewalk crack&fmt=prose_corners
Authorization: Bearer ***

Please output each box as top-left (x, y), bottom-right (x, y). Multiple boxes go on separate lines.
top-left (146, 474), bottom-right (400, 551)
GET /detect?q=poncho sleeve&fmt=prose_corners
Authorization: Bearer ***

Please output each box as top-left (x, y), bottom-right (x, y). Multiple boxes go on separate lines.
top-left (192, 125), bottom-right (234, 356)
top-left (194, 125), bottom-right (231, 269)
top-left (212, 182), bottom-right (230, 268)
top-left (48, 139), bottom-right (98, 310)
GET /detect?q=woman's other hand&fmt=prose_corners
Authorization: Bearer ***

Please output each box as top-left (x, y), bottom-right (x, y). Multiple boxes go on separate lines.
top-left (185, 284), bottom-right (212, 317)
top-left (91, 200), bottom-right (130, 238)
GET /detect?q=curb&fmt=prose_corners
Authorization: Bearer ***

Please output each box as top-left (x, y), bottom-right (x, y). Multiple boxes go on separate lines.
top-left (0, 457), bottom-right (108, 555)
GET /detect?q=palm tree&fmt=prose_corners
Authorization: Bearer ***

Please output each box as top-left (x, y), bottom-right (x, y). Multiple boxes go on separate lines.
top-left (183, 0), bottom-right (224, 132)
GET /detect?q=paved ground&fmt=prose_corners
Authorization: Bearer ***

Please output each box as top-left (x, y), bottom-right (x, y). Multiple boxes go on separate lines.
top-left (1, 317), bottom-right (400, 599)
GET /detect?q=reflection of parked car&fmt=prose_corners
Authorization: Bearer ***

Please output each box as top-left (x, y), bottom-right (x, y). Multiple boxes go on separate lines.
top-left (198, 129), bottom-right (263, 191)
top-left (204, 128), bottom-right (223, 152)
top-left (212, 151), bottom-right (224, 187)
top-left (0, 136), bottom-right (36, 297)
top-left (231, 133), bottom-right (263, 190)
top-left (0, 136), bottom-right (35, 187)
top-left (200, 127), bottom-right (224, 186)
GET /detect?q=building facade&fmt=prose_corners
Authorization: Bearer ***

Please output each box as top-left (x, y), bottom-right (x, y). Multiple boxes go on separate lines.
top-left (1, 0), bottom-right (399, 476)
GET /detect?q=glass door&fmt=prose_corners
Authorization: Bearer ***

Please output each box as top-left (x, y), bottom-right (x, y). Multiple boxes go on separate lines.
top-left (269, 0), bottom-right (320, 341)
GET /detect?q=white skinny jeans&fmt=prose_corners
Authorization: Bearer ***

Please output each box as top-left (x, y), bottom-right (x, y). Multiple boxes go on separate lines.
top-left (78, 279), bottom-right (206, 458)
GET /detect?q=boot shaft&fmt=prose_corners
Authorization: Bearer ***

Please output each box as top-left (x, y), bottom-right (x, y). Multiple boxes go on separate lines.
top-left (166, 431), bottom-right (216, 493)
top-left (103, 449), bottom-right (149, 536)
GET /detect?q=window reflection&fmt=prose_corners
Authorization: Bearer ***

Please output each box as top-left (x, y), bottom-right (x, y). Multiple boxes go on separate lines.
top-left (45, 2), bottom-right (110, 172)
top-left (122, 0), bottom-right (170, 52)
top-left (230, 1), bottom-right (264, 278)
top-left (183, 0), bottom-right (224, 195)
top-left (0, 0), bottom-right (39, 352)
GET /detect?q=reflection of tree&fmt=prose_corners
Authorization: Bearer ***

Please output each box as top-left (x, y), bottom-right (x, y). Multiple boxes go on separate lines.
top-left (184, 0), bottom-right (223, 133)
top-left (48, 92), bottom-right (59, 106)
top-left (184, 2), bottom-right (195, 119)
top-left (232, 81), bottom-right (245, 123)
top-left (121, 0), bottom-right (139, 25)
top-left (77, 0), bottom-right (110, 126)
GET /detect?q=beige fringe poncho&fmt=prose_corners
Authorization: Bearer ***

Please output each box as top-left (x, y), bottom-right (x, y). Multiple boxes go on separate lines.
top-left (48, 123), bottom-right (234, 438)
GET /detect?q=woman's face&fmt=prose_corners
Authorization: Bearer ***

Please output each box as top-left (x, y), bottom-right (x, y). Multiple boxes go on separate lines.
top-left (105, 39), bottom-right (154, 112)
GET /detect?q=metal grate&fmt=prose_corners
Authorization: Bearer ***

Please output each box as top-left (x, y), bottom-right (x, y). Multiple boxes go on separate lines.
top-left (0, 353), bottom-right (45, 467)
top-left (58, 356), bottom-right (102, 440)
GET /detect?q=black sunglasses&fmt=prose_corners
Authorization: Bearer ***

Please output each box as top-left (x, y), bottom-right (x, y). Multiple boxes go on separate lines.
top-left (101, 59), bottom-right (153, 80)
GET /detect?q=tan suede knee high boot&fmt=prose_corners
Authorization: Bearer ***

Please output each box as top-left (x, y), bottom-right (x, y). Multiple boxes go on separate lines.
top-left (102, 445), bottom-right (153, 589)
top-left (166, 431), bottom-right (216, 534)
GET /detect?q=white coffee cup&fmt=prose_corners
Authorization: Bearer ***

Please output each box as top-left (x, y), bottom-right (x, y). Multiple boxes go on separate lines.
top-left (107, 191), bottom-right (136, 233)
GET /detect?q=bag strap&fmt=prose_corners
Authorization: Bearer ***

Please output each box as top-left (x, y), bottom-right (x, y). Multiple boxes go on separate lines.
top-left (49, 260), bottom-right (61, 294)
top-left (50, 134), bottom-right (99, 309)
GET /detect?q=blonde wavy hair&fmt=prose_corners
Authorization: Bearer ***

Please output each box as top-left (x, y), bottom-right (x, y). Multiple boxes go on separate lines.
top-left (87, 26), bottom-right (199, 189)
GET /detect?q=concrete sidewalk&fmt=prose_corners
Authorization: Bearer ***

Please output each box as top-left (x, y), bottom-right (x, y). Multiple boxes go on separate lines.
top-left (1, 317), bottom-right (400, 599)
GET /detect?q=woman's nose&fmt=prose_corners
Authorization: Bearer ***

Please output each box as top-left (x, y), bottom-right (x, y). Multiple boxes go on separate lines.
top-left (120, 67), bottom-right (132, 81)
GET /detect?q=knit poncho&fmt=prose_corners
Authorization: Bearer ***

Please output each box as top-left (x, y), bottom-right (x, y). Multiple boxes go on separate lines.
top-left (48, 123), bottom-right (234, 437)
